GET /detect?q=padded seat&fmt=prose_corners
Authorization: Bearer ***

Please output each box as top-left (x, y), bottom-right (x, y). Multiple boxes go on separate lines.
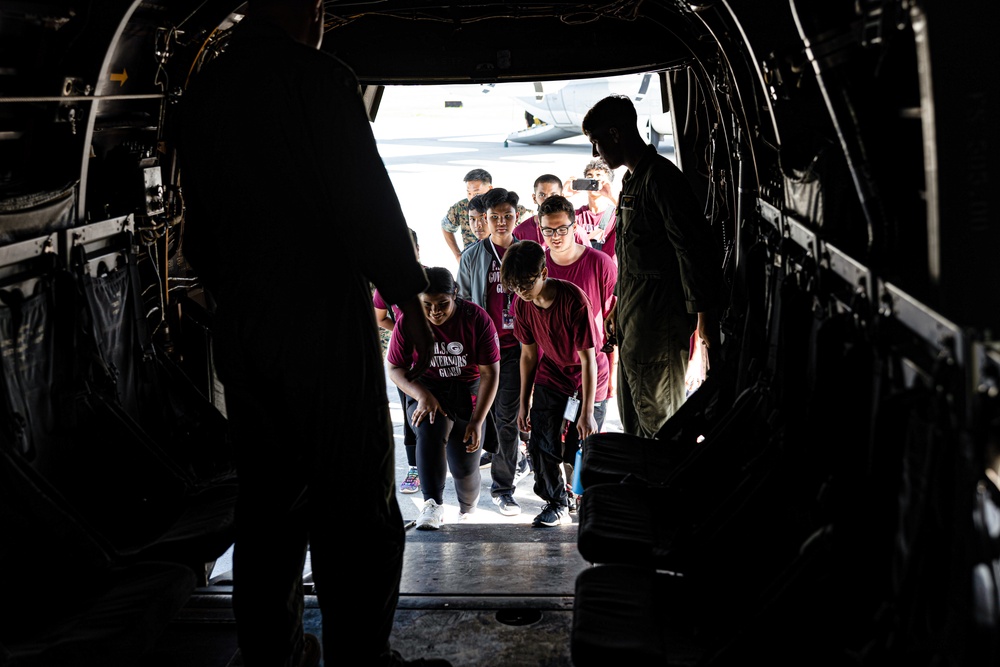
top-left (578, 368), bottom-right (736, 491)
top-left (571, 564), bottom-right (706, 666)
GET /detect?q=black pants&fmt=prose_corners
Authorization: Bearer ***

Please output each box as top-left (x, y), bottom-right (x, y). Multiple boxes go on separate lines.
top-left (216, 306), bottom-right (402, 667)
top-left (405, 394), bottom-right (481, 513)
top-left (527, 384), bottom-right (607, 507)
top-left (490, 345), bottom-right (522, 497)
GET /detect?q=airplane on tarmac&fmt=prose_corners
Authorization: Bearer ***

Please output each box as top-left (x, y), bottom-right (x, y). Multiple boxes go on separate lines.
top-left (0, 2), bottom-right (998, 667)
top-left (481, 73), bottom-right (673, 146)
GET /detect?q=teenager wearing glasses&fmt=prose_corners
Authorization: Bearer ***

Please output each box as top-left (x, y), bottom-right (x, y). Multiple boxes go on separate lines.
top-left (513, 173), bottom-right (589, 248)
top-left (536, 195), bottom-right (618, 510)
top-left (537, 196), bottom-right (616, 432)
top-left (500, 240), bottom-right (602, 527)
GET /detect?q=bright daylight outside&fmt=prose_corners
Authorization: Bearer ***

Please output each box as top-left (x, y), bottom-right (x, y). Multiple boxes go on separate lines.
top-left (371, 75), bottom-right (673, 527)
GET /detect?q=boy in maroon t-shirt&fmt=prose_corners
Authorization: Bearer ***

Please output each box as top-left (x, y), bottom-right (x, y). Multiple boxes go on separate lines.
top-left (501, 241), bottom-right (601, 527)
top-left (538, 195), bottom-right (617, 407)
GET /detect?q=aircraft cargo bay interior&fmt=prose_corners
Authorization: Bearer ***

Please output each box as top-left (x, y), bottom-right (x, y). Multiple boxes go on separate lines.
top-left (0, 2), bottom-right (998, 666)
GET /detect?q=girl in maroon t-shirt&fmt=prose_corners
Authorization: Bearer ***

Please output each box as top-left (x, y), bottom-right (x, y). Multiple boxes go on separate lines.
top-left (387, 267), bottom-right (501, 529)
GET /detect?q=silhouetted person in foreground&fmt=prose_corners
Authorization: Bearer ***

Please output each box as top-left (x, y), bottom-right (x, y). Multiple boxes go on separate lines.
top-left (177, 1), bottom-right (449, 665)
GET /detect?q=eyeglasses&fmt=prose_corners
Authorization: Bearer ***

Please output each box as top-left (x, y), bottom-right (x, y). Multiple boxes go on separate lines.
top-left (509, 273), bottom-right (542, 294)
top-left (488, 213), bottom-right (517, 224)
top-left (540, 224), bottom-right (574, 237)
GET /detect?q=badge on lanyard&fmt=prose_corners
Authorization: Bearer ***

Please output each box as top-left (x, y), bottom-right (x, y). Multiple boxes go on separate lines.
top-left (563, 393), bottom-right (581, 421)
top-left (620, 194), bottom-right (636, 210)
top-left (502, 292), bottom-right (515, 330)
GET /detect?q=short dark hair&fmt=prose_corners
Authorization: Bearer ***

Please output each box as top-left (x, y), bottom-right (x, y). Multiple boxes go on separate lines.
top-left (468, 194), bottom-right (487, 214)
top-left (537, 195), bottom-right (575, 224)
top-left (464, 168), bottom-right (492, 185)
top-left (500, 241), bottom-right (546, 293)
top-left (533, 174), bottom-right (562, 191)
top-left (584, 159), bottom-right (614, 183)
top-left (423, 267), bottom-right (458, 296)
top-left (582, 95), bottom-right (637, 137)
top-left (482, 187), bottom-right (519, 211)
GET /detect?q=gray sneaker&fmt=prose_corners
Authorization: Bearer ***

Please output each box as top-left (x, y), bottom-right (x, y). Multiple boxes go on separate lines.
top-left (492, 493), bottom-right (521, 516)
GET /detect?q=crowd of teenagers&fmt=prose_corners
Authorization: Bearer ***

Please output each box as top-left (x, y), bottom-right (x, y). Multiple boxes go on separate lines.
top-left (373, 120), bottom-right (722, 530)
top-left (373, 159), bottom-right (622, 529)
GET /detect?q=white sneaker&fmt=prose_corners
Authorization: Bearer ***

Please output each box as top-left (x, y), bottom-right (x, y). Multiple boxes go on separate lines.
top-left (458, 507), bottom-right (476, 522)
top-left (416, 498), bottom-right (445, 530)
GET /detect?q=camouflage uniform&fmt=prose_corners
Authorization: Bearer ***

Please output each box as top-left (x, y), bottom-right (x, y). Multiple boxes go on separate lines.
top-left (441, 198), bottom-right (479, 248)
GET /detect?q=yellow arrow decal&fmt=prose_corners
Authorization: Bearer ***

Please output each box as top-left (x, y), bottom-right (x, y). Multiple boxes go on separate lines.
top-left (110, 69), bottom-right (128, 86)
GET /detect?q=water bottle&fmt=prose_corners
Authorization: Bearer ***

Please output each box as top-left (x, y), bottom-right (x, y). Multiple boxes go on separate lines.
top-left (571, 447), bottom-right (584, 495)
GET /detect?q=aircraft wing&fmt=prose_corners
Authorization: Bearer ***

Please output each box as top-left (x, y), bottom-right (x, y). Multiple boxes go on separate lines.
top-left (499, 73), bottom-right (671, 146)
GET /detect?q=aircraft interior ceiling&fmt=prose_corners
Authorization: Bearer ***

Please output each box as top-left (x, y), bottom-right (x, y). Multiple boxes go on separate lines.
top-left (1, 1), bottom-right (999, 665)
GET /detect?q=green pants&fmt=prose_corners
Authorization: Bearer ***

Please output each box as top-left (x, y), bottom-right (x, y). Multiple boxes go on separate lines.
top-left (615, 276), bottom-right (691, 438)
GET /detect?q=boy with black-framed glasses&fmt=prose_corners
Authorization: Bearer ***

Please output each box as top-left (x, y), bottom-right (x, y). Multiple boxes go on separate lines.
top-left (500, 240), bottom-right (602, 527)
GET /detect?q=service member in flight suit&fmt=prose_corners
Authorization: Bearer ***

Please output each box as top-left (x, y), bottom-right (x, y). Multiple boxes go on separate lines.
top-left (582, 94), bottom-right (727, 438)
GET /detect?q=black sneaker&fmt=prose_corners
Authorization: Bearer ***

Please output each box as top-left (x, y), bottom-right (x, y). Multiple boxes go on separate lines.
top-left (383, 649), bottom-right (453, 666)
top-left (479, 451), bottom-right (493, 468)
top-left (532, 502), bottom-right (570, 527)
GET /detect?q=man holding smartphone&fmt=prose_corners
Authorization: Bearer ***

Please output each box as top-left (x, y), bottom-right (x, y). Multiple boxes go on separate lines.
top-left (562, 159), bottom-right (619, 263)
